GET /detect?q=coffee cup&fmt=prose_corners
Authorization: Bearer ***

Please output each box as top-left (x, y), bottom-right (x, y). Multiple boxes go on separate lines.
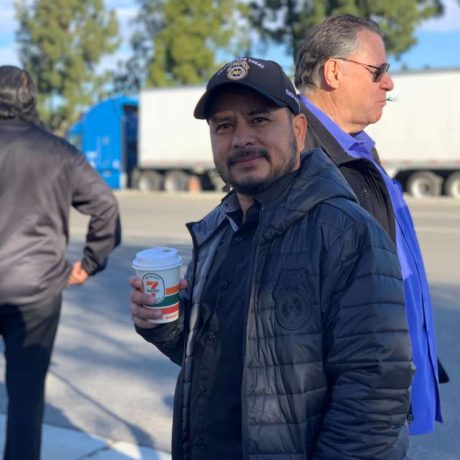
top-left (132, 247), bottom-right (183, 324)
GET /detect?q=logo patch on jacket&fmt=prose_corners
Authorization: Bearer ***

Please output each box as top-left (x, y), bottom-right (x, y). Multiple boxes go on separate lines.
top-left (273, 269), bottom-right (312, 330)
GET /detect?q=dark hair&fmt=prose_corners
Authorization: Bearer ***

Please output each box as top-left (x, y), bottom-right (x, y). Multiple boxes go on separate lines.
top-left (0, 65), bottom-right (39, 123)
top-left (294, 14), bottom-right (382, 91)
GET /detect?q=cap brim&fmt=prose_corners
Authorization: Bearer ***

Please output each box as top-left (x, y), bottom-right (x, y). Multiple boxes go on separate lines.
top-left (193, 81), bottom-right (289, 120)
top-left (194, 90), bottom-right (214, 119)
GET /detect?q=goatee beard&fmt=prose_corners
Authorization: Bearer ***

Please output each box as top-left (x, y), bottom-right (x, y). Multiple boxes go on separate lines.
top-left (215, 134), bottom-right (298, 196)
top-left (225, 148), bottom-right (273, 195)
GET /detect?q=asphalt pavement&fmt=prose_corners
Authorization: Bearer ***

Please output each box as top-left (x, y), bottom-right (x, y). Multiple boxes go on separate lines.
top-left (0, 192), bottom-right (458, 459)
top-left (0, 413), bottom-right (171, 459)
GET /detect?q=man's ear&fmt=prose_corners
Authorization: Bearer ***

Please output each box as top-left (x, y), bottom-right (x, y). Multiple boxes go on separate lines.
top-left (323, 59), bottom-right (341, 89)
top-left (293, 113), bottom-right (307, 154)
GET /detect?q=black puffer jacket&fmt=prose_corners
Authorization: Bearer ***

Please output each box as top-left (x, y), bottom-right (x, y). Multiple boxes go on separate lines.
top-left (138, 149), bottom-right (413, 460)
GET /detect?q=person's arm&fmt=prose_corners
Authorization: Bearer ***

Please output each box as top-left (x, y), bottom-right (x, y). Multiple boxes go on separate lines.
top-left (313, 219), bottom-right (413, 460)
top-left (70, 152), bottom-right (121, 276)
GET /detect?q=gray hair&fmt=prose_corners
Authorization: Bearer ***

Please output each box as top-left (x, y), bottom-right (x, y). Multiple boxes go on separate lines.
top-left (294, 14), bottom-right (382, 91)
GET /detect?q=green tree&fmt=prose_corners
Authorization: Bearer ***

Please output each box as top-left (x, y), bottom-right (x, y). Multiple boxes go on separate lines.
top-left (248, 0), bottom-right (444, 61)
top-left (15, 0), bottom-right (120, 134)
top-left (120, 0), bottom-right (249, 90)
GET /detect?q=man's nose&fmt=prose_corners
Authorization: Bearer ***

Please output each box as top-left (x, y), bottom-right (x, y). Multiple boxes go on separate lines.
top-left (381, 72), bottom-right (394, 91)
top-left (232, 121), bottom-right (255, 149)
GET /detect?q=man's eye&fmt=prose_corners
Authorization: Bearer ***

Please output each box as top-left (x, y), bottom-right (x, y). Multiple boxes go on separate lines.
top-left (253, 117), bottom-right (268, 124)
top-left (215, 123), bottom-right (231, 132)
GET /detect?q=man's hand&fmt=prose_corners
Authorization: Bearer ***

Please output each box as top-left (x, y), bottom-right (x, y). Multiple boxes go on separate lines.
top-left (129, 276), bottom-right (187, 329)
top-left (129, 276), bottom-right (162, 329)
top-left (67, 261), bottom-right (89, 286)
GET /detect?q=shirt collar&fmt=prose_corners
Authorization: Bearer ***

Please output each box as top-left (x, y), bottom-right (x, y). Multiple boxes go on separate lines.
top-left (299, 94), bottom-right (376, 160)
top-left (254, 169), bottom-right (298, 206)
top-left (221, 169), bottom-right (298, 230)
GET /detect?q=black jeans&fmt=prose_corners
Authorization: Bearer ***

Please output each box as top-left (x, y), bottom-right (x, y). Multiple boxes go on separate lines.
top-left (0, 292), bottom-right (62, 460)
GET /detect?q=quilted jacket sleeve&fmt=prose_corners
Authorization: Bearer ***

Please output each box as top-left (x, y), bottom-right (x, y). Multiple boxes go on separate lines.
top-left (135, 288), bottom-right (188, 366)
top-left (312, 217), bottom-right (413, 460)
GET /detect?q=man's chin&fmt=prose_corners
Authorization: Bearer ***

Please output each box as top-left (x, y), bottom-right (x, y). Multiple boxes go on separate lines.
top-left (231, 178), bottom-right (272, 195)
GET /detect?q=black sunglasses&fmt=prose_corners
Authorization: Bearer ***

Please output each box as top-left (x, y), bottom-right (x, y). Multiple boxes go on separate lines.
top-left (336, 58), bottom-right (390, 82)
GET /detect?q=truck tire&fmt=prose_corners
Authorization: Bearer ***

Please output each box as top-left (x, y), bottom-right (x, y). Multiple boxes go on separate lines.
top-left (406, 171), bottom-right (442, 198)
top-left (136, 171), bottom-right (163, 191)
top-left (444, 172), bottom-right (460, 199)
top-left (164, 170), bottom-right (190, 192)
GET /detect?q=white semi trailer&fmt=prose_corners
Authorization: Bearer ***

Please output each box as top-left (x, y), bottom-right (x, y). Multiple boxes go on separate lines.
top-left (134, 86), bottom-right (221, 192)
top-left (134, 69), bottom-right (460, 195)
top-left (366, 68), bottom-right (460, 198)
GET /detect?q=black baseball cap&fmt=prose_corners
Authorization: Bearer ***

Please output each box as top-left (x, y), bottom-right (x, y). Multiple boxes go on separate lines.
top-left (194, 57), bottom-right (301, 119)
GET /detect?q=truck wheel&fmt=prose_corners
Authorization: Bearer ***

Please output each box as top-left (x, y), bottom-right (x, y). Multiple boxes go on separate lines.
top-left (164, 171), bottom-right (190, 192)
top-left (406, 171), bottom-right (442, 198)
top-left (444, 172), bottom-right (460, 199)
top-left (136, 171), bottom-right (163, 191)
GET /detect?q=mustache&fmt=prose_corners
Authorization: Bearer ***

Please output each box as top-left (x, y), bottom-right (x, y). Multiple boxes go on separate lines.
top-left (227, 148), bottom-right (269, 166)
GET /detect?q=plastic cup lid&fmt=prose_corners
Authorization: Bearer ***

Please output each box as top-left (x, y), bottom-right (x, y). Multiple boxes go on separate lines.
top-left (132, 247), bottom-right (182, 271)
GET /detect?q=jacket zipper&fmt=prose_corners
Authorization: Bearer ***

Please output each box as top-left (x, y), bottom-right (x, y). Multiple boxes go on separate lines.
top-left (241, 207), bottom-right (264, 460)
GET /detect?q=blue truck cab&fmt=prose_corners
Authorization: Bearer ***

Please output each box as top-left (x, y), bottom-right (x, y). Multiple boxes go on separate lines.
top-left (67, 96), bottom-right (138, 189)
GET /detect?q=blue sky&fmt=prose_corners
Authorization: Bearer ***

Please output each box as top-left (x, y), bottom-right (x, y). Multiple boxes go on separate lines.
top-left (1, 0), bottom-right (460, 75)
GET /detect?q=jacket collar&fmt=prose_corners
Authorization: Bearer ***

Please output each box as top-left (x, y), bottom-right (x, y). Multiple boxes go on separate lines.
top-left (300, 97), bottom-right (363, 166)
top-left (188, 148), bottom-right (357, 245)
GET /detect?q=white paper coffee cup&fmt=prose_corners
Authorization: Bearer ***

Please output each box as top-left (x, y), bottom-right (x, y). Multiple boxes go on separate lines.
top-left (132, 247), bottom-right (183, 324)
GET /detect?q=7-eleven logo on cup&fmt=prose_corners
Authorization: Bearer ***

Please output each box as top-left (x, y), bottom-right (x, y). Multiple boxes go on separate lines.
top-left (142, 273), bottom-right (165, 303)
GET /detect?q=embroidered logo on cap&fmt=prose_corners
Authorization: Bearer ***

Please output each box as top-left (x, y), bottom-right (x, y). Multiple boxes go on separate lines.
top-left (226, 60), bottom-right (250, 80)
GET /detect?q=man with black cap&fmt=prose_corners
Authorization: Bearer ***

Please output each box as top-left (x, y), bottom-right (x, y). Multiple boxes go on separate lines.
top-left (129, 57), bottom-right (413, 459)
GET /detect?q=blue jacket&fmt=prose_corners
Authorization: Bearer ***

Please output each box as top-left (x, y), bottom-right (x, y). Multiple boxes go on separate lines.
top-left (300, 95), bottom-right (442, 435)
